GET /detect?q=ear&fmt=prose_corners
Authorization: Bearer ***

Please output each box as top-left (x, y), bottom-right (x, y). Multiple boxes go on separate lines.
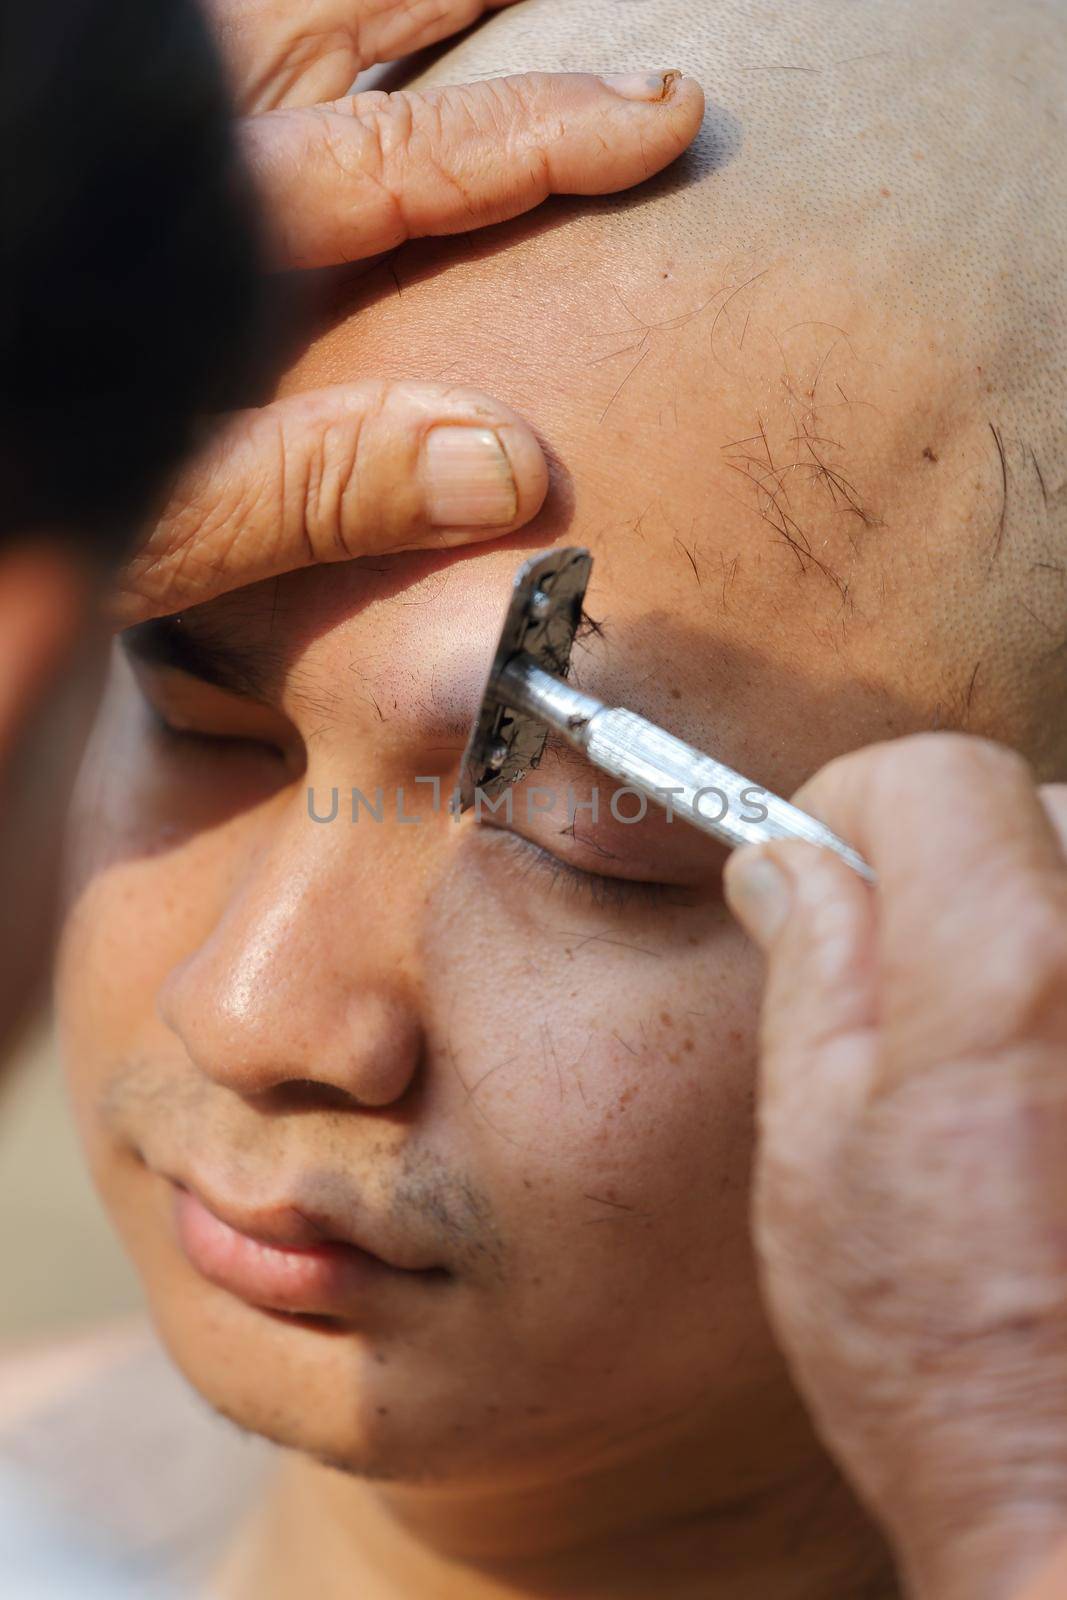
top-left (0, 539), bottom-right (99, 1054)
top-left (0, 540), bottom-right (91, 765)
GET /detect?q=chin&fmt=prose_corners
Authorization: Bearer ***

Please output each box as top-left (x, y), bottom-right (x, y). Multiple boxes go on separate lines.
top-left (139, 1269), bottom-right (514, 1486)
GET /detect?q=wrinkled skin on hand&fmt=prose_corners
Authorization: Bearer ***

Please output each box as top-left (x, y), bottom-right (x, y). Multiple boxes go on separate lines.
top-left (725, 734), bottom-right (1067, 1600)
top-left (203, 0), bottom-right (520, 112)
top-left (114, 0), bottom-right (704, 622)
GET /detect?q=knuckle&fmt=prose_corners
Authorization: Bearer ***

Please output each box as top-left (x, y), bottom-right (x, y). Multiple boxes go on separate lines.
top-left (461, 75), bottom-right (555, 168)
top-left (476, 73), bottom-right (544, 129)
top-left (362, 385), bottom-right (392, 427)
top-left (300, 430), bottom-right (331, 553)
top-left (328, 98), bottom-right (386, 177)
top-left (304, 414), bottom-right (364, 559)
top-left (462, 77), bottom-right (557, 194)
top-left (417, 83), bottom-right (487, 161)
top-left (321, 94), bottom-right (412, 243)
top-left (371, 91), bottom-right (415, 164)
top-left (405, 88), bottom-right (488, 211)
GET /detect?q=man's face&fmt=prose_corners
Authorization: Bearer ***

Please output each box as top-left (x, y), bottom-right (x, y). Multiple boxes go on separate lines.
top-left (57, 211), bottom-right (1022, 1483)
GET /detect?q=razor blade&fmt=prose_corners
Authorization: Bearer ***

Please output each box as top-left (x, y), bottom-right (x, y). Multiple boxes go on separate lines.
top-left (457, 546), bottom-right (592, 810)
top-left (457, 547), bottom-right (874, 881)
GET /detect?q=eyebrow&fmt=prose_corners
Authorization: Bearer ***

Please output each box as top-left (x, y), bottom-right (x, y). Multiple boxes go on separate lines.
top-left (122, 617), bottom-right (274, 701)
top-left (120, 606), bottom-right (618, 744)
top-left (121, 616), bottom-right (479, 742)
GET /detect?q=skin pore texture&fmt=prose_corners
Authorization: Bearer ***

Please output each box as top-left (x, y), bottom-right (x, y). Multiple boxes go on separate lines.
top-left (57, 3), bottom-right (1064, 1598)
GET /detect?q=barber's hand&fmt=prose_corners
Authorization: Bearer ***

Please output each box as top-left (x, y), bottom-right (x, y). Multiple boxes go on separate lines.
top-left (115, 0), bottom-right (703, 622)
top-left (209, 0), bottom-right (701, 272)
top-left (723, 734), bottom-right (1067, 1600)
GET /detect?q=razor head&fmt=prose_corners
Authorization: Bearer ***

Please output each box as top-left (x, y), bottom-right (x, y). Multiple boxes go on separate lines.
top-left (457, 546), bottom-right (591, 810)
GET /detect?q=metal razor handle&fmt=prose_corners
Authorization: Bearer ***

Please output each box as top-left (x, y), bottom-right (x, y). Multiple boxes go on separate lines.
top-left (497, 655), bottom-right (874, 882)
top-left (585, 707), bottom-right (874, 880)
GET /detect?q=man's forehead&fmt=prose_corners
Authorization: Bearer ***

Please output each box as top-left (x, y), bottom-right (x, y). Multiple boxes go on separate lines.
top-left (277, 214), bottom-right (1044, 765)
top-left (282, 215), bottom-right (949, 635)
top-left (251, 55), bottom-right (1044, 783)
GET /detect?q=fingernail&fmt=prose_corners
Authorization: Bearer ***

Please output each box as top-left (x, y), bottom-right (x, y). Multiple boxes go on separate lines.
top-left (424, 426), bottom-right (518, 529)
top-left (723, 851), bottom-right (793, 948)
top-left (601, 70), bottom-right (683, 103)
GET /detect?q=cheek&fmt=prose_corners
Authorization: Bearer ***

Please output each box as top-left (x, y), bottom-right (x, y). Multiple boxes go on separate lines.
top-left (420, 860), bottom-right (764, 1320)
top-left (56, 755), bottom-right (247, 1174)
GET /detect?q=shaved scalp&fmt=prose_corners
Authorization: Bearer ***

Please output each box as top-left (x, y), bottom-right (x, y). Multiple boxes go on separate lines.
top-left (390, 0), bottom-right (1067, 772)
top-left (410, 1), bottom-right (1065, 375)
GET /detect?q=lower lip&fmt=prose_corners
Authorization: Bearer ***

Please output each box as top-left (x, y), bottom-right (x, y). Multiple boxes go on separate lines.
top-left (172, 1185), bottom-right (413, 1317)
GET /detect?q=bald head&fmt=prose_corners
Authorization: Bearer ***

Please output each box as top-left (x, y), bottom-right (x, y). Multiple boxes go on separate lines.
top-left (409, 0), bottom-right (1065, 343)
top-left (286, 0), bottom-right (1066, 779)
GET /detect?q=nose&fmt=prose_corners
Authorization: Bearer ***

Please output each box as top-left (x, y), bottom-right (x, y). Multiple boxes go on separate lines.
top-left (159, 816), bottom-right (424, 1107)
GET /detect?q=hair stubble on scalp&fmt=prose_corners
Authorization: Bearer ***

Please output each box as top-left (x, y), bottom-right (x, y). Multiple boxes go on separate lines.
top-left (398, 0), bottom-right (1066, 763)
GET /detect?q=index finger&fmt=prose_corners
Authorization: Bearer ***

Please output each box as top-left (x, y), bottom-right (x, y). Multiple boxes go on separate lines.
top-left (248, 70), bottom-right (704, 270)
top-left (205, 0), bottom-right (523, 113)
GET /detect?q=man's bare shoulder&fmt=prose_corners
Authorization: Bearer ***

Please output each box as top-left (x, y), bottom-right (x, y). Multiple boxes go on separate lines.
top-left (0, 1318), bottom-right (270, 1592)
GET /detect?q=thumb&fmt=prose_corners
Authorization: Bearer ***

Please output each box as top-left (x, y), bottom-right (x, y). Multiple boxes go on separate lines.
top-left (113, 380), bottom-right (548, 624)
top-left (723, 839), bottom-right (879, 1138)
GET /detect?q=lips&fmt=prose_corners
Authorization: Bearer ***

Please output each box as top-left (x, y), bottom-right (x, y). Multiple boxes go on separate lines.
top-left (171, 1181), bottom-right (444, 1317)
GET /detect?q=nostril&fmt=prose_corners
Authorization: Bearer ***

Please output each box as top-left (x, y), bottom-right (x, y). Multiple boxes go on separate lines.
top-left (261, 1079), bottom-right (368, 1113)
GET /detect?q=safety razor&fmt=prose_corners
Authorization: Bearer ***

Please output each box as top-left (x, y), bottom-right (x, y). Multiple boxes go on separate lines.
top-left (457, 547), bottom-right (874, 881)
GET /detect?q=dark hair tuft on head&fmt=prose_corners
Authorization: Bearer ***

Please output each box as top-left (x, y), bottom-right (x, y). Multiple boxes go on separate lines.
top-left (0, 0), bottom-right (280, 559)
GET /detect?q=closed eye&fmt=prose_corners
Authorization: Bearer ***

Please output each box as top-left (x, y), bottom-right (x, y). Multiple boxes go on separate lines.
top-left (128, 657), bottom-right (297, 767)
top-left (483, 826), bottom-right (699, 911)
top-left (146, 705), bottom-right (286, 761)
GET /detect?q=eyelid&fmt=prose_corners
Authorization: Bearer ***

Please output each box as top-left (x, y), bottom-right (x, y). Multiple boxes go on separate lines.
top-left (129, 659), bottom-right (294, 759)
top-left (483, 825), bottom-right (695, 911)
top-left (507, 751), bottom-right (734, 887)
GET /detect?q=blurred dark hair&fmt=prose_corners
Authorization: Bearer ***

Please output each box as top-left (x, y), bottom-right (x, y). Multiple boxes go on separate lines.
top-left (0, 0), bottom-right (277, 559)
